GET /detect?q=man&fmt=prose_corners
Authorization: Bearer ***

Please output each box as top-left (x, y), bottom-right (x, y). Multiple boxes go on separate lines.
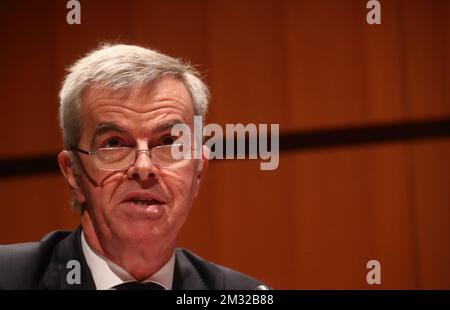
top-left (0, 44), bottom-right (267, 290)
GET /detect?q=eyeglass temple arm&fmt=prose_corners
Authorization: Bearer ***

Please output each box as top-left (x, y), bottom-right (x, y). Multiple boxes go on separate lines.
top-left (71, 147), bottom-right (94, 155)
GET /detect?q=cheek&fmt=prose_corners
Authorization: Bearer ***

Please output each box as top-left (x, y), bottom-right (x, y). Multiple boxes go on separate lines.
top-left (159, 163), bottom-right (198, 203)
top-left (82, 187), bottom-right (108, 218)
top-left (81, 174), bottom-right (124, 211)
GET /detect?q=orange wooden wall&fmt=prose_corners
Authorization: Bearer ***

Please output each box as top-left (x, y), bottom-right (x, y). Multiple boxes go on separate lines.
top-left (0, 0), bottom-right (449, 289)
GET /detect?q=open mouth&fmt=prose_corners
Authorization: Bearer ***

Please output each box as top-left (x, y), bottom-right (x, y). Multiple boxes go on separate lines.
top-left (122, 194), bottom-right (167, 218)
top-left (130, 199), bottom-right (163, 206)
top-left (121, 191), bottom-right (168, 218)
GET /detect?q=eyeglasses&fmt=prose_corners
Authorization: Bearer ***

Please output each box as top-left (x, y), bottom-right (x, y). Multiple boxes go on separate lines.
top-left (72, 144), bottom-right (192, 171)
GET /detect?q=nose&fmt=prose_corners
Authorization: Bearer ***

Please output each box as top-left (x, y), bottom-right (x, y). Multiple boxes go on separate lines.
top-left (127, 149), bottom-right (156, 181)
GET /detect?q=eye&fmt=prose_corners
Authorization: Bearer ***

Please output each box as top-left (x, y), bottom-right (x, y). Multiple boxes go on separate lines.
top-left (161, 136), bottom-right (176, 145)
top-left (102, 137), bottom-right (124, 148)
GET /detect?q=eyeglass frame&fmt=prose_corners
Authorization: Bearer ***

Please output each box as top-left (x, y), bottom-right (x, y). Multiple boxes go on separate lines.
top-left (71, 143), bottom-right (194, 171)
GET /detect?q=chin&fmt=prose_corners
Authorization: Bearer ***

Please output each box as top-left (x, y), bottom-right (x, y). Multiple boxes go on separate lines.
top-left (115, 221), bottom-right (172, 242)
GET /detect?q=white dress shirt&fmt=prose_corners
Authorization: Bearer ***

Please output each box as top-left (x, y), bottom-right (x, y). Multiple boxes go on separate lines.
top-left (81, 231), bottom-right (175, 290)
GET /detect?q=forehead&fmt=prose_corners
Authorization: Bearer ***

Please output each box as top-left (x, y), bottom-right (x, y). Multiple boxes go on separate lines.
top-left (81, 77), bottom-right (193, 111)
top-left (79, 77), bottom-right (194, 129)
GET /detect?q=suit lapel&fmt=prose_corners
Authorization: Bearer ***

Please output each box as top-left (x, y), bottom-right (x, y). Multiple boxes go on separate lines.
top-left (39, 228), bottom-right (209, 290)
top-left (39, 226), bottom-right (96, 290)
top-left (172, 249), bottom-right (208, 290)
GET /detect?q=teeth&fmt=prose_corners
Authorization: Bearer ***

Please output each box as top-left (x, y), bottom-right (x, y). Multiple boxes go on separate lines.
top-left (132, 199), bottom-right (158, 205)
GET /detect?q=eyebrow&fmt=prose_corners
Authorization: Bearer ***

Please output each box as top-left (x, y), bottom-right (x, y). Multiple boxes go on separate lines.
top-left (90, 119), bottom-right (184, 149)
top-left (150, 119), bottom-right (183, 134)
top-left (90, 122), bottom-right (126, 149)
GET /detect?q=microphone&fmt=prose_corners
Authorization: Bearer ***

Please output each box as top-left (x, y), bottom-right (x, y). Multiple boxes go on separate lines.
top-left (255, 284), bottom-right (272, 290)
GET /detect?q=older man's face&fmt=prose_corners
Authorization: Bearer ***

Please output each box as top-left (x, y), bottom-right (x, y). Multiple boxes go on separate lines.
top-left (70, 77), bottom-right (205, 249)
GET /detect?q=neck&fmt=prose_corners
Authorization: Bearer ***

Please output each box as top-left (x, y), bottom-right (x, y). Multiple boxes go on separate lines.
top-left (81, 211), bottom-right (176, 280)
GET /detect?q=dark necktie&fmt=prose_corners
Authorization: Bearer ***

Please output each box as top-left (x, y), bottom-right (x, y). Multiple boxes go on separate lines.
top-left (113, 281), bottom-right (166, 290)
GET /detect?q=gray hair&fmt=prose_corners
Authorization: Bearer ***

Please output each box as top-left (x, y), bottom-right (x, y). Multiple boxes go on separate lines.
top-left (59, 43), bottom-right (210, 150)
top-left (58, 43), bottom-right (210, 210)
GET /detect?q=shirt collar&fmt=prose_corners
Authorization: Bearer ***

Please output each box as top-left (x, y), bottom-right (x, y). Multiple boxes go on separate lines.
top-left (81, 231), bottom-right (175, 290)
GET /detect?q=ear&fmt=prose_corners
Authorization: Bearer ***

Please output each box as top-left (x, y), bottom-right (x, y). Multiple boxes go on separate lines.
top-left (198, 145), bottom-right (209, 179)
top-left (58, 150), bottom-right (86, 204)
top-left (193, 145), bottom-right (209, 198)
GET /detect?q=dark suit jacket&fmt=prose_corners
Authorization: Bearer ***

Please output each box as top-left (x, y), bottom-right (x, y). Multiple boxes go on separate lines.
top-left (0, 227), bottom-right (265, 290)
